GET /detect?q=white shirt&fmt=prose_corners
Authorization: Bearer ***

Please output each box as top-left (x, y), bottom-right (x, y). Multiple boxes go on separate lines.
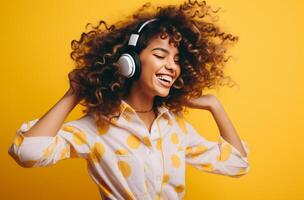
top-left (8, 100), bottom-right (250, 200)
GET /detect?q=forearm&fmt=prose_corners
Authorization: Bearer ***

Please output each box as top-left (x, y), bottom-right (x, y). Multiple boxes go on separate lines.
top-left (22, 89), bottom-right (80, 137)
top-left (210, 101), bottom-right (247, 157)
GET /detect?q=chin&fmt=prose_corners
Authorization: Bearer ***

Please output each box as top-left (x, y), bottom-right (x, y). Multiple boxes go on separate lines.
top-left (152, 78), bottom-right (173, 97)
top-left (156, 93), bottom-right (169, 98)
top-left (155, 88), bottom-right (171, 97)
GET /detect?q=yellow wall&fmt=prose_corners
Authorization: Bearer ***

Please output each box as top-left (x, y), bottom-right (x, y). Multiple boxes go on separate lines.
top-left (1, 0), bottom-right (303, 199)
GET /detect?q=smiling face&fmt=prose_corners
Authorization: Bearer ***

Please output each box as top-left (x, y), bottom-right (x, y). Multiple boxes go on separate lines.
top-left (132, 34), bottom-right (181, 98)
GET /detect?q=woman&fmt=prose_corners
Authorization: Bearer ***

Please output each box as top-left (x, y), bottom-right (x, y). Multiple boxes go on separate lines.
top-left (8, 0), bottom-right (250, 199)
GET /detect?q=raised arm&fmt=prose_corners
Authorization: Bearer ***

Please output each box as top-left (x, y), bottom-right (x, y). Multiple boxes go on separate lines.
top-left (22, 69), bottom-right (82, 137)
top-left (184, 94), bottom-right (247, 157)
top-left (22, 88), bottom-right (80, 137)
top-left (8, 70), bottom-right (92, 167)
top-left (183, 94), bottom-right (250, 177)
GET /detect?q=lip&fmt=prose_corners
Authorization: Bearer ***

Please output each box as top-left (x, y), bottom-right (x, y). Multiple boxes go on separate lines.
top-left (155, 73), bottom-right (175, 80)
top-left (155, 74), bottom-right (172, 88)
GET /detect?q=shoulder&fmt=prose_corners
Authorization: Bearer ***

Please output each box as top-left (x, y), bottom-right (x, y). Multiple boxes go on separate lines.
top-left (168, 110), bottom-right (192, 134)
top-left (167, 110), bottom-right (187, 122)
top-left (62, 114), bottom-right (97, 136)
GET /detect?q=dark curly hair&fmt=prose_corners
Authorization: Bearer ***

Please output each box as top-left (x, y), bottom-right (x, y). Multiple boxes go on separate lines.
top-left (69, 0), bottom-right (239, 121)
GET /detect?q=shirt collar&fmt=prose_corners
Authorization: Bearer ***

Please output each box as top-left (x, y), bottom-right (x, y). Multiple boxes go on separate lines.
top-left (120, 99), bottom-right (173, 120)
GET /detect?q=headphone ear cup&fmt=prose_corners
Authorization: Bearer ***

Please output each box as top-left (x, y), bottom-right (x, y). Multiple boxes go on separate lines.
top-left (129, 51), bottom-right (141, 80)
top-left (117, 52), bottom-right (136, 78)
top-left (117, 50), bottom-right (141, 79)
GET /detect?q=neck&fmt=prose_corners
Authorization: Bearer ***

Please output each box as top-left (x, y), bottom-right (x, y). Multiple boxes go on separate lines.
top-left (123, 82), bottom-right (155, 113)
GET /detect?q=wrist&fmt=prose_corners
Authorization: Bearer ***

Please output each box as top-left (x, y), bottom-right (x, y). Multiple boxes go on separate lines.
top-left (209, 98), bottom-right (222, 113)
top-left (63, 88), bottom-right (81, 104)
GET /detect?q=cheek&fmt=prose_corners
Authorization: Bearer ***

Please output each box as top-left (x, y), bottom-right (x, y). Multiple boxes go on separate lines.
top-left (140, 57), bottom-right (160, 77)
top-left (176, 66), bottom-right (182, 77)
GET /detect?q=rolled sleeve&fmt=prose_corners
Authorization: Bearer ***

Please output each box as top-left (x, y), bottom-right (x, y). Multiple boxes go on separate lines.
top-left (185, 119), bottom-right (250, 177)
top-left (8, 118), bottom-right (92, 168)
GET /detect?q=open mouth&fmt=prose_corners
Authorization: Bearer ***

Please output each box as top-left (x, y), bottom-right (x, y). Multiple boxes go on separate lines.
top-left (155, 74), bottom-right (173, 88)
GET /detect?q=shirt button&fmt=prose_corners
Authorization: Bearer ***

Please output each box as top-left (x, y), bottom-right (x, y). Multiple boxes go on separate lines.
top-left (148, 149), bottom-right (153, 154)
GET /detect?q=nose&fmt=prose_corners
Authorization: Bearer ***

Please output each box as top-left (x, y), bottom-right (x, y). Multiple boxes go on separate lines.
top-left (165, 57), bottom-right (179, 72)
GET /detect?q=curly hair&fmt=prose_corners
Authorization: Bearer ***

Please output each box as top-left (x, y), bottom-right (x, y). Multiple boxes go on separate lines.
top-left (69, 0), bottom-right (239, 121)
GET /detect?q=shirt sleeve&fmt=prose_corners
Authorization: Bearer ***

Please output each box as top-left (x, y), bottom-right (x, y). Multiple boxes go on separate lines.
top-left (8, 118), bottom-right (92, 168)
top-left (183, 116), bottom-right (250, 178)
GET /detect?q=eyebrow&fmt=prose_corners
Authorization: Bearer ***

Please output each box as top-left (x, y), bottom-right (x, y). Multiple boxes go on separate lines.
top-left (152, 47), bottom-right (179, 56)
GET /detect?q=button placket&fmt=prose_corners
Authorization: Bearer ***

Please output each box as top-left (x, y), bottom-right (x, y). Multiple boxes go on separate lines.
top-left (156, 174), bottom-right (162, 181)
top-left (150, 124), bottom-right (159, 141)
top-left (148, 148), bottom-right (153, 155)
top-left (154, 169), bottom-right (163, 191)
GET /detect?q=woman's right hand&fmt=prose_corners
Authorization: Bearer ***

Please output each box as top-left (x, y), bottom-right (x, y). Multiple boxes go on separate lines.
top-left (66, 69), bottom-right (83, 101)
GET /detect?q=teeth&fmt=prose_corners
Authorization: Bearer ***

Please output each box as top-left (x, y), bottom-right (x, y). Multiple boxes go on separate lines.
top-left (156, 74), bottom-right (172, 83)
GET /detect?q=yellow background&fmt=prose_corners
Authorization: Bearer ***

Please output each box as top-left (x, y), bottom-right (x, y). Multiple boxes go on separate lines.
top-left (1, 0), bottom-right (303, 199)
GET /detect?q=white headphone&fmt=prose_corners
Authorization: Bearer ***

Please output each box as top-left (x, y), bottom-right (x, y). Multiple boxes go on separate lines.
top-left (117, 18), bottom-right (159, 79)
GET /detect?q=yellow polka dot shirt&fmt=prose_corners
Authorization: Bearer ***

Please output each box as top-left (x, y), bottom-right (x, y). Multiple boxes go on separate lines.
top-left (8, 100), bottom-right (250, 200)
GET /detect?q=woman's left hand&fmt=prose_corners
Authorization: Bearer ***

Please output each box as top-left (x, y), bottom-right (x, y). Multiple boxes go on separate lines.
top-left (184, 94), bottom-right (220, 111)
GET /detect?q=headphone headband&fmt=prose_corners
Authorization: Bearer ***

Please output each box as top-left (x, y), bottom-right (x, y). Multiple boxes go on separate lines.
top-left (128, 18), bottom-right (159, 47)
top-left (117, 18), bottom-right (159, 79)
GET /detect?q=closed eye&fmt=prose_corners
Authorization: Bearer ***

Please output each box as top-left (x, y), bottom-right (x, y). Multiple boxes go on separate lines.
top-left (154, 54), bottom-right (180, 64)
top-left (154, 55), bottom-right (164, 59)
